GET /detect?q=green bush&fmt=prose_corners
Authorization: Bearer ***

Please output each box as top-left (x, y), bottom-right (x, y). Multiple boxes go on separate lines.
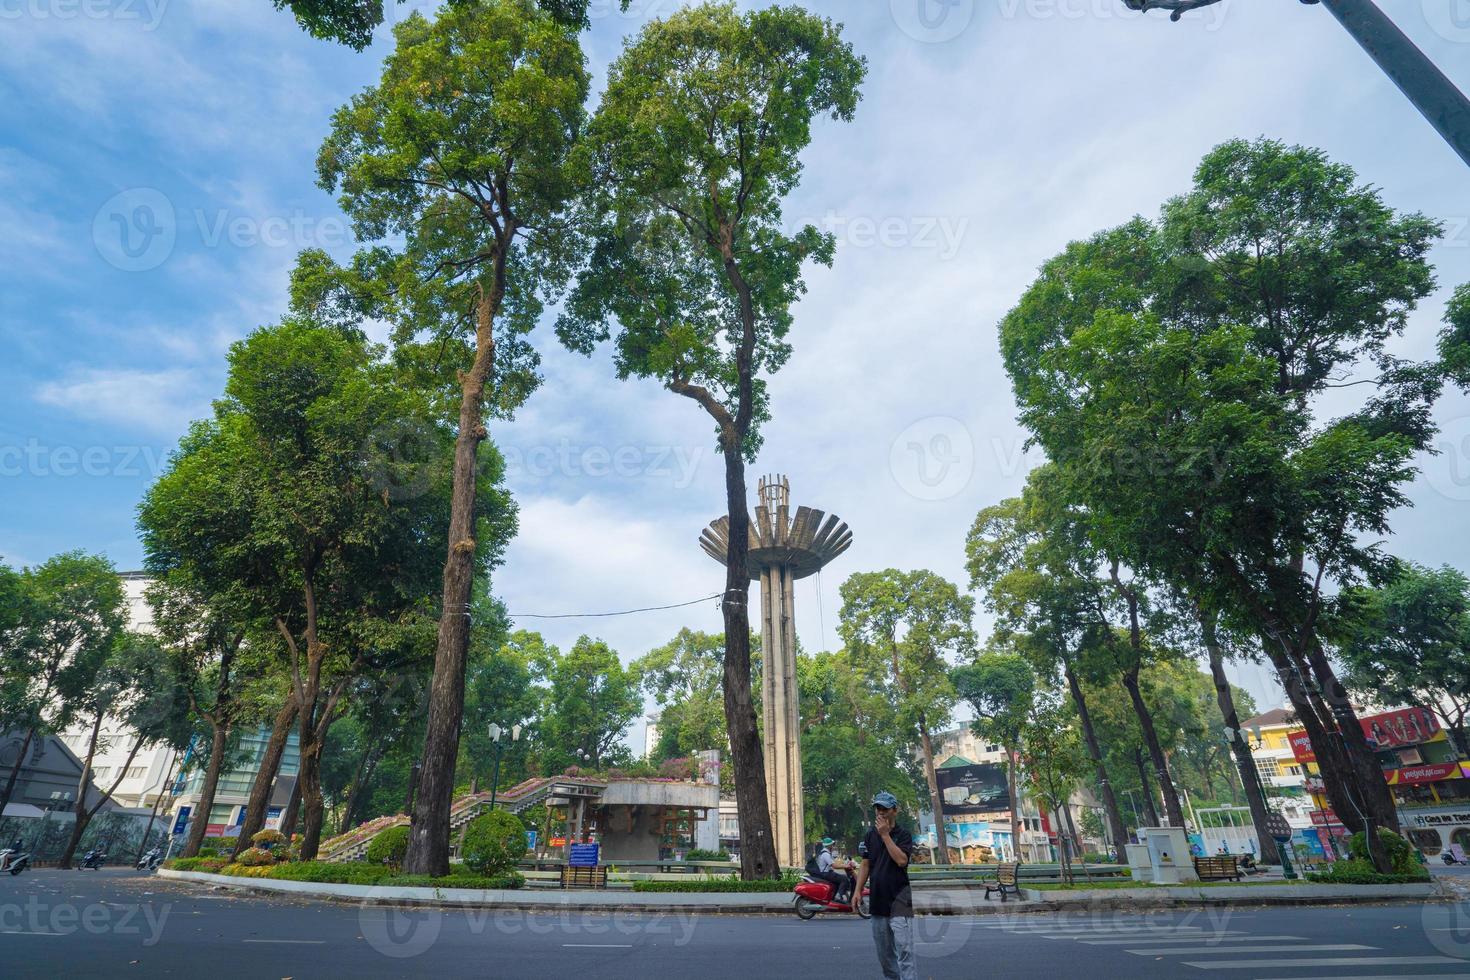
top-left (235, 847), bottom-right (276, 867)
top-left (389, 871), bottom-right (525, 890)
top-left (461, 810), bottom-right (527, 877)
top-left (208, 836), bottom-right (238, 852)
top-left (1347, 828), bottom-right (1419, 876)
top-left (366, 825), bottom-right (410, 868)
top-left (633, 876), bottom-right (798, 893)
top-left (211, 860), bottom-right (526, 890)
top-left (165, 856), bottom-right (228, 873)
top-left (685, 849), bottom-right (731, 863)
top-left (198, 847), bottom-right (219, 858)
top-left (1305, 857), bottom-right (1429, 885)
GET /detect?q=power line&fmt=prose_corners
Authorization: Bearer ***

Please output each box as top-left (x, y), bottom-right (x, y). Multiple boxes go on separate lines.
top-left (508, 593), bottom-right (723, 621)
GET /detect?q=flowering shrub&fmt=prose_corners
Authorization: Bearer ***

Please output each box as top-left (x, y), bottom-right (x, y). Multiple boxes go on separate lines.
top-left (252, 829), bottom-right (286, 849)
top-left (658, 757), bottom-right (695, 780)
top-left (235, 847), bottom-right (276, 867)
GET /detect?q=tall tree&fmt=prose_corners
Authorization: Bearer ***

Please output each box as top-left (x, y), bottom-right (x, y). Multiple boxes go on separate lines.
top-left (0, 553), bottom-right (127, 817)
top-left (1336, 562), bottom-right (1470, 758)
top-left (557, 2), bottom-right (864, 879)
top-left (271, 0), bottom-right (620, 51)
top-left (839, 569), bottom-right (974, 863)
top-left (999, 138), bottom-right (1446, 870)
top-left (1018, 689), bottom-right (1090, 883)
top-left (317, 0), bottom-right (587, 876)
top-left (952, 650), bottom-right (1035, 863)
top-left (533, 635), bottom-right (640, 772)
top-left (633, 629), bottom-right (728, 762)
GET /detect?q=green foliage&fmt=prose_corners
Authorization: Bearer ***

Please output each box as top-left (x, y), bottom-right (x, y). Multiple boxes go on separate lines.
top-left (532, 635), bottom-right (640, 771)
top-left (684, 849), bottom-right (731, 863)
top-left (1306, 857), bottom-right (1430, 885)
top-left (953, 651), bottom-right (1035, 754)
top-left (799, 650), bottom-right (919, 847)
top-left (1336, 563), bottom-right (1470, 752)
top-left (366, 825), bottom-right (411, 868)
top-left (633, 629), bottom-right (728, 762)
top-left (252, 829), bottom-right (287, 849)
top-left (1347, 828), bottom-right (1419, 876)
top-left (632, 875), bottom-right (798, 893)
top-left (558, 1), bottom-right (866, 458)
top-left (461, 810), bottom-right (528, 877)
top-left (235, 847), bottom-right (277, 867)
top-left (272, 0), bottom-right (621, 51)
top-left (198, 848), bottom-right (219, 859)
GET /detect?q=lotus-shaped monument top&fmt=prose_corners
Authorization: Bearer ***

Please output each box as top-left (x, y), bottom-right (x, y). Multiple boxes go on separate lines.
top-left (699, 474), bottom-right (852, 581)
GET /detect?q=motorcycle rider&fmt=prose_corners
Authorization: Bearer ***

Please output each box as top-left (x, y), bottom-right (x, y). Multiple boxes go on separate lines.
top-left (809, 837), bottom-right (852, 904)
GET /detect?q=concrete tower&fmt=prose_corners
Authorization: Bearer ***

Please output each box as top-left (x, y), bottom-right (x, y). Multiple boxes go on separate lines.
top-left (700, 475), bottom-right (852, 868)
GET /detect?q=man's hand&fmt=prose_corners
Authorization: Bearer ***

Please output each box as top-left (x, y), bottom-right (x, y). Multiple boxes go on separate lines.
top-left (876, 811), bottom-right (894, 838)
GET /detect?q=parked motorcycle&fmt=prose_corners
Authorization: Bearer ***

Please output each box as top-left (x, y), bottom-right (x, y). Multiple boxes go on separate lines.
top-left (0, 841), bottom-right (30, 876)
top-left (1444, 851), bottom-right (1461, 865)
top-left (136, 847), bottom-right (163, 872)
top-left (77, 847), bottom-right (108, 870)
top-left (793, 874), bottom-right (871, 920)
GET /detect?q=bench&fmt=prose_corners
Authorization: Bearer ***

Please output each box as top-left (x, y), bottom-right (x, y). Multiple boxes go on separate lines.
top-left (1193, 855), bottom-right (1242, 882)
top-left (559, 865), bottom-right (608, 889)
top-left (984, 862), bottom-right (1022, 902)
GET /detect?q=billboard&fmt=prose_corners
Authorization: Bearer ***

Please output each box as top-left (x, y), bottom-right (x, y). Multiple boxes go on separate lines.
top-left (935, 762), bottom-right (1011, 816)
top-left (1288, 705), bottom-right (1443, 763)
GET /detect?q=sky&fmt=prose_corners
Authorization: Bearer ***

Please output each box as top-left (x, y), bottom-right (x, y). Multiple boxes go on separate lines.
top-left (3, 0), bottom-right (1470, 748)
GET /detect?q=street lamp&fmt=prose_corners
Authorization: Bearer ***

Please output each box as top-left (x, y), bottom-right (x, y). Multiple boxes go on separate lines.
top-left (487, 723), bottom-right (522, 809)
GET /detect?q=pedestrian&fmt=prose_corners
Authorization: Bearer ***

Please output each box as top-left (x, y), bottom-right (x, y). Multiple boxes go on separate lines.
top-left (852, 791), bottom-right (916, 980)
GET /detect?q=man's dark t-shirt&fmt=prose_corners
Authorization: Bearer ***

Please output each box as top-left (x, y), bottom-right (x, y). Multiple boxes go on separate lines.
top-left (861, 825), bottom-right (914, 917)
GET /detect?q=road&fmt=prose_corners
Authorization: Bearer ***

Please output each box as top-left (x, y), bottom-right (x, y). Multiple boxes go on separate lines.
top-left (5, 869), bottom-right (1470, 978)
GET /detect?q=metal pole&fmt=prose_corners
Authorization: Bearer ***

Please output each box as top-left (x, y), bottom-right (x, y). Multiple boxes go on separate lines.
top-left (489, 740), bottom-right (503, 809)
top-left (1319, 0), bottom-right (1470, 168)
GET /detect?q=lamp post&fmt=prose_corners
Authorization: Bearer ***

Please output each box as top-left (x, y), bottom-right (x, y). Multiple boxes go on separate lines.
top-left (487, 723), bottom-right (521, 809)
top-left (1224, 726), bottom-right (1289, 870)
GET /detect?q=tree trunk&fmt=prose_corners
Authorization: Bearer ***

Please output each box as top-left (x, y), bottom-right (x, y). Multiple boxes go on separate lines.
top-left (720, 443), bottom-right (780, 880)
top-left (1133, 749), bottom-right (1161, 827)
top-left (1005, 747), bottom-right (1022, 863)
top-left (1199, 616), bottom-right (1280, 864)
top-left (339, 741), bottom-right (380, 836)
top-left (233, 699), bottom-right (299, 860)
top-left (406, 279), bottom-right (503, 877)
top-left (918, 715), bottom-right (948, 863)
top-left (0, 728), bottom-right (35, 817)
top-left (135, 751), bottom-right (177, 864)
top-left (181, 723), bottom-right (228, 858)
top-left (1304, 639), bottom-right (1398, 830)
top-left (1064, 663), bottom-right (1128, 861)
top-left (62, 728), bottom-right (144, 867)
top-left (279, 771), bottom-right (303, 840)
top-left (1120, 670), bottom-right (1185, 827)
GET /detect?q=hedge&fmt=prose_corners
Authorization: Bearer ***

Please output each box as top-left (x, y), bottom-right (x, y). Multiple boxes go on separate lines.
top-left (632, 876), bottom-right (798, 893)
top-left (365, 825), bottom-right (410, 868)
top-left (168, 859), bottom-right (524, 890)
top-left (684, 849), bottom-right (731, 863)
top-left (1305, 858), bottom-right (1430, 886)
top-left (461, 810), bottom-right (527, 877)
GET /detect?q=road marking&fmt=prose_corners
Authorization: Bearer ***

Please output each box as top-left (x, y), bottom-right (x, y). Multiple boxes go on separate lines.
top-left (0, 931), bottom-right (61, 937)
top-left (990, 925), bottom-right (1216, 933)
top-left (1077, 934), bottom-right (1279, 945)
top-left (561, 944), bottom-right (632, 948)
top-left (242, 939), bottom-right (326, 945)
top-left (1128, 943), bottom-right (1374, 956)
top-left (1261, 975), bottom-right (1470, 979)
top-left (1184, 956), bottom-right (1464, 970)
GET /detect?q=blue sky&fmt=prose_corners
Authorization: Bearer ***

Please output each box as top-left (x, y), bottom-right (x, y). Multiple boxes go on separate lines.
top-left (3, 0), bottom-right (1470, 721)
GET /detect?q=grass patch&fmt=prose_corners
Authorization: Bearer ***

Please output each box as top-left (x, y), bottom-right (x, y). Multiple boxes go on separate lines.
top-left (632, 875), bottom-right (799, 893)
top-left (1027, 878), bottom-right (1306, 891)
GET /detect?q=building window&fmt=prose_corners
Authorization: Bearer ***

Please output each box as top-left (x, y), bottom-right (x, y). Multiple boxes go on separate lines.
top-left (126, 766), bottom-right (146, 779)
top-left (1410, 829), bottom-right (1442, 856)
top-left (93, 767), bottom-right (110, 779)
top-left (1257, 759), bottom-right (1280, 778)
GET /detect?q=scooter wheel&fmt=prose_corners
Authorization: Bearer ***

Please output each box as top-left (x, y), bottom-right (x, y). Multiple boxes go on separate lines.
top-left (857, 895), bottom-right (871, 919)
top-left (795, 897), bottom-right (821, 920)
top-left (8, 864), bottom-right (24, 876)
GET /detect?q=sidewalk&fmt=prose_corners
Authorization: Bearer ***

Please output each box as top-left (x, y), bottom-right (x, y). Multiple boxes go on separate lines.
top-left (158, 869), bottom-right (1448, 914)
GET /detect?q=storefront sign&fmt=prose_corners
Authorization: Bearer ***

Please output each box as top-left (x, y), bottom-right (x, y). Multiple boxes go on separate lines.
top-left (1408, 811), bottom-right (1470, 827)
top-left (1386, 761), bottom-right (1470, 786)
top-left (1309, 808), bottom-right (1345, 830)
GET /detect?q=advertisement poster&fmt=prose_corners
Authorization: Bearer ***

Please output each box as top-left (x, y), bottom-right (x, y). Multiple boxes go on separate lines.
top-left (1289, 705), bottom-right (1443, 762)
top-left (936, 763), bottom-right (1011, 816)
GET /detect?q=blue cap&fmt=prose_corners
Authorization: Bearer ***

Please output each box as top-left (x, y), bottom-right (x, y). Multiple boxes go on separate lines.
top-left (872, 791), bottom-right (899, 809)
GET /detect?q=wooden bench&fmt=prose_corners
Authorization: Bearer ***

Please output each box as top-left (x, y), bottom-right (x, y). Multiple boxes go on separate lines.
top-left (1193, 855), bottom-right (1242, 882)
top-left (559, 865), bottom-right (608, 889)
top-left (984, 862), bottom-right (1022, 902)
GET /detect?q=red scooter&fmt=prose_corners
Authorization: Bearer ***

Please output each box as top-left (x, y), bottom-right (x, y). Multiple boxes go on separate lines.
top-left (793, 872), bottom-right (870, 919)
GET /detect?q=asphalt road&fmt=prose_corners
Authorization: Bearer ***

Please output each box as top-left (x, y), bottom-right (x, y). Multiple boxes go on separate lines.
top-left (5, 869), bottom-right (1470, 979)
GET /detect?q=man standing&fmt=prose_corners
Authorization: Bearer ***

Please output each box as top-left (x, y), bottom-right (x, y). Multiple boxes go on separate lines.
top-left (852, 791), bottom-right (916, 980)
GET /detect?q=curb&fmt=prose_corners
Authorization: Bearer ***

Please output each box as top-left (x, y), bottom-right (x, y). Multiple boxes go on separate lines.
top-left (158, 870), bottom-right (1450, 915)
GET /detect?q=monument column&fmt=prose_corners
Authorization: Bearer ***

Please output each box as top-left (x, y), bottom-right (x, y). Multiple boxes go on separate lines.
top-left (701, 475), bottom-right (851, 868)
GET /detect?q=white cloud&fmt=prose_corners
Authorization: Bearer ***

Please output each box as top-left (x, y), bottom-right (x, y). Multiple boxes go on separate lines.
top-left (34, 366), bottom-right (211, 436)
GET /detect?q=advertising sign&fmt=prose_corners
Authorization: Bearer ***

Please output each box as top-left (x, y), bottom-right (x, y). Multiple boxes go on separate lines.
top-left (1385, 761), bottom-right (1470, 786)
top-left (1288, 706), bottom-right (1443, 763)
top-left (935, 763), bottom-right (1011, 816)
top-left (569, 843), bottom-right (600, 867)
top-left (172, 805), bottom-right (192, 836)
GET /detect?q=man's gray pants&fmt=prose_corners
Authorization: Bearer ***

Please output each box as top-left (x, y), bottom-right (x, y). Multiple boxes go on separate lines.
top-left (870, 914), bottom-right (917, 980)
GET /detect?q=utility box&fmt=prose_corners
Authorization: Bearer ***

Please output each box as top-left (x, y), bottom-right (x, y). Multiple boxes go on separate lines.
top-left (1139, 826), bottom-right (1198, 884)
